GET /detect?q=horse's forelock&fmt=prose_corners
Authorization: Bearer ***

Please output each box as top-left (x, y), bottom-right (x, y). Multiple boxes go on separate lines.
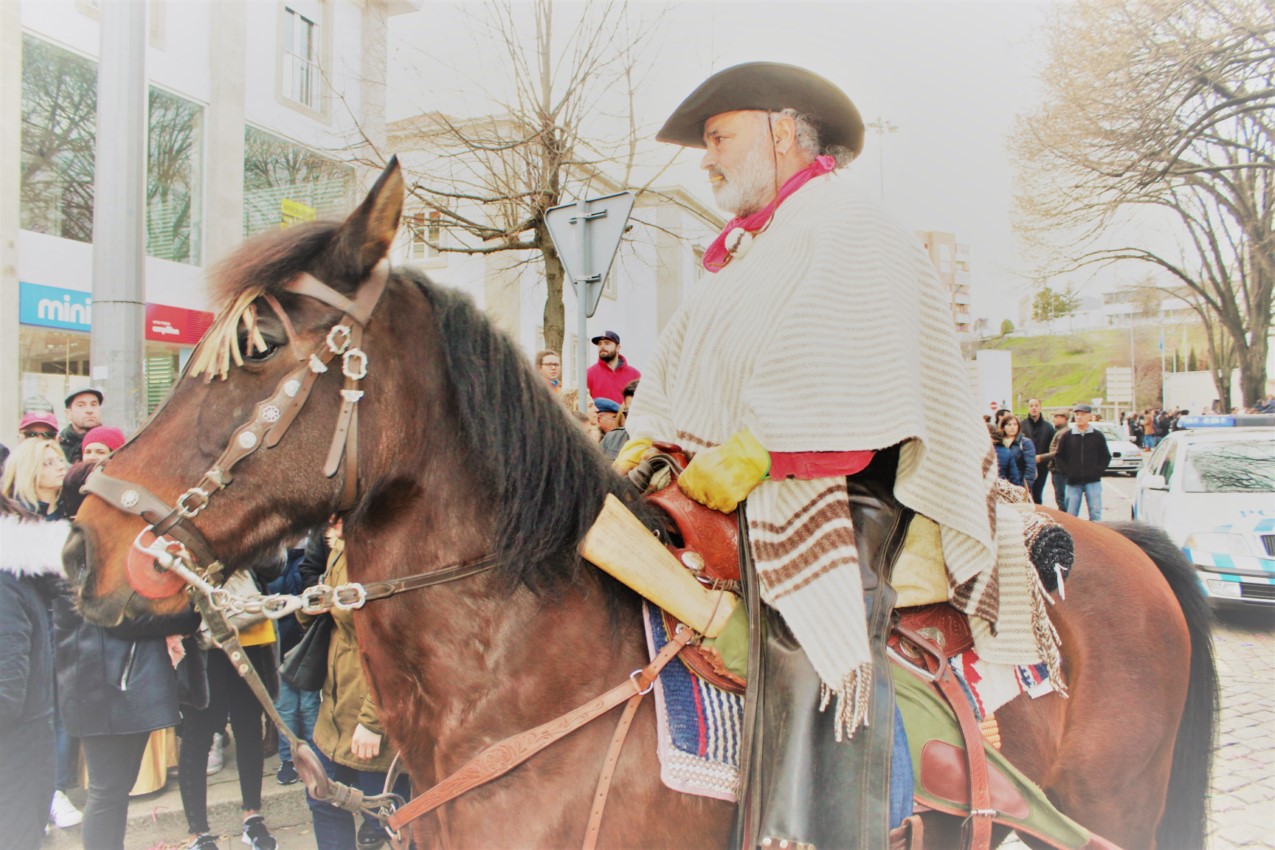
top-left (208, 220), bottom-right (343, 308)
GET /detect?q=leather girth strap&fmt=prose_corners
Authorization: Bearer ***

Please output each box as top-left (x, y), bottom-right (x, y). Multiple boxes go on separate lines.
top-left (893, 623), bottom-right (994, 850)
top-left (386, 625), bottom-right (694, 845)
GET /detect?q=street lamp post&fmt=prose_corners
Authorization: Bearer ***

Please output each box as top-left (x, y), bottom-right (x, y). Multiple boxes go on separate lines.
top-left (866, 116), bottom-right (899, 201)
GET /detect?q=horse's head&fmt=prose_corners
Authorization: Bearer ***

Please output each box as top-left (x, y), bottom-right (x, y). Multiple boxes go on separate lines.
top-left (67, 160), bottom-right (408, 624)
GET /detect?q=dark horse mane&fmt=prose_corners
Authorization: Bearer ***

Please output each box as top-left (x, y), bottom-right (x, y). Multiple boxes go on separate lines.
top-left (209, 220), bottom-right (626, 594)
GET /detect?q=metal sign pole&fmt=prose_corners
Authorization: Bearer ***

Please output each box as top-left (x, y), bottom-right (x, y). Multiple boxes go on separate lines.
top-left (577, 199), bottom-right (590, 415)
top-left (572, 198), bottom-right (605, 415)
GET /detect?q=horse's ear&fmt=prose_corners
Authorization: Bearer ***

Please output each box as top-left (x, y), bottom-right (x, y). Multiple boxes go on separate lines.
top-left (340, 157), bottom-right (404, 276)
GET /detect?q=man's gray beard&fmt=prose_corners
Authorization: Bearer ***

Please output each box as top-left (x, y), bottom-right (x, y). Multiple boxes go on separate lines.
top-left (711, 136), bottom-right (776, 217)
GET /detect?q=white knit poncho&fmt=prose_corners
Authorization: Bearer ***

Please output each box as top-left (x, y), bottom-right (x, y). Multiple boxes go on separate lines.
top-left (627, 173), bottom-right (1053, 737)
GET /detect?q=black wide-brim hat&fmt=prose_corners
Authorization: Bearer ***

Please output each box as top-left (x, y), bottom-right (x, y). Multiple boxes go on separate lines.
top-left (656, 62), bottom-right (864, 156)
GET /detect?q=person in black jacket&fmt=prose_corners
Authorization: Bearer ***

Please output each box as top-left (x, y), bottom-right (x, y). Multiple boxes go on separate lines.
top-left (1053, 404), bottom-right (1111, 520)
top-left (0, 500), bottom-right (71, 850)
top-left (1020, 399), bottom-right (1055, 505)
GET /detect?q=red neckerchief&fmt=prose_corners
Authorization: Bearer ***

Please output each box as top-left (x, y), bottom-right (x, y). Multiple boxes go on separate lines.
top-left (702, 155), bottom-right (836, 273)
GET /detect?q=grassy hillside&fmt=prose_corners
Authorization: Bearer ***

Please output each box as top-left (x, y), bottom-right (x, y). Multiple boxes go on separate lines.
top-left (973, 323), bottom-right (1208, 410)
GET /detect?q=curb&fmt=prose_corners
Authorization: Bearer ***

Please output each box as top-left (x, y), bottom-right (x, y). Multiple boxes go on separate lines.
top-left (43, 752), bottom-right (311, 849)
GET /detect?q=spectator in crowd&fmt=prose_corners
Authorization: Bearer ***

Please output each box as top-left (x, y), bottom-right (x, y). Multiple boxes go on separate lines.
top-left (18, 411), bottom-right (60, 442)
top-left (55, 461), bottom-right (199, 850)
top-left (585, 331), bottom-right (641, 404)
top-left (268, 539), bottom-right (321, 787)
top-left (178, 555), bottom-right (283, 850)
top-left (993, 415), bottom-right (1037, 495)
top-left (0, 496), bottom-right (71, 850)
top-left (535, 350), bottom-right (562, 395)
top-left (595, 397), bottom-right (622, 436)
top-left (1053, 404), bottom-right (1111, 520)
top-left (3, 440), bottom-right (83, 827)
top-left (60, 390), bottom-right (103, 464)
top-left (1258, 395), bottom-right (1275, 414)
top-left (1020, 398), bottom-right (1054, 505)
top-left (599, 379), bottom-right (639, 461)
top-left (1127, 411), bottom-right (1144, 448)
top-left (2, 439), bottom-right (69, 519)
top-left (1035, 410), bottom-right (1071, 510)
top-left (1141, 409), bottom-right (1159, 451)
top-left (300, 519), bottom-right (408, 850)
top-left (80, 426), bottom-right (126, 463)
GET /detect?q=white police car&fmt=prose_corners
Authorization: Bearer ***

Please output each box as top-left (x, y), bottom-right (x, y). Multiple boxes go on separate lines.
top-left (1094, 422), bottom-right (1142, 475)
top-left (1132, 416), bottom-right (1275, 606)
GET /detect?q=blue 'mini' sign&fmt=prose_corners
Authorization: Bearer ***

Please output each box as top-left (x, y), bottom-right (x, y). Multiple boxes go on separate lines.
top-left (19, 282), bottom-right (93, 331)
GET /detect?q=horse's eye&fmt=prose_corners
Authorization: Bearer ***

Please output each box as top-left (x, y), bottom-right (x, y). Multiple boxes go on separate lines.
top-left (238, 333), bottom-right (281, 363)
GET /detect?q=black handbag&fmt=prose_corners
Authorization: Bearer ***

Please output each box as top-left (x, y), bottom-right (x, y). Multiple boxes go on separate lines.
top-left (280, 613), bottom-right (333, 691)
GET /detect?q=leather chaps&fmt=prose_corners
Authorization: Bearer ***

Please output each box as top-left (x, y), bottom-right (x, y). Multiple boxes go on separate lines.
top-left (734, 447), bottom-right (912, 850)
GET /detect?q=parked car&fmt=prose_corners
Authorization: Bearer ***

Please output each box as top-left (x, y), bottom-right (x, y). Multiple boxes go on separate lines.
top-left (1131, 418), bottom-right (1275, 606)
top-left (1094, 422), bottom-right (1142, 475)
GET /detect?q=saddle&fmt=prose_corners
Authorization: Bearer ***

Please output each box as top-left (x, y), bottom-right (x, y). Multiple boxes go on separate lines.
top-left (638, 445), bottom-right (1001, 850)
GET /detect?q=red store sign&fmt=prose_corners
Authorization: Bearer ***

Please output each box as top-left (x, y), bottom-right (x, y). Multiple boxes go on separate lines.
top-left (145, 303), bottom-right (214, 346)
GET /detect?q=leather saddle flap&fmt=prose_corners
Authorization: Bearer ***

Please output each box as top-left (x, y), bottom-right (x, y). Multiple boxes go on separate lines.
top-left (645, 482), bottom-right (741, 584)
top-left (891, 603), bottom-right (974, 665)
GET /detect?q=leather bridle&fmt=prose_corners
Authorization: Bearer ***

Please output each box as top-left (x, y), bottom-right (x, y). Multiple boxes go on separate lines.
top-left (83, 259), bottom-right (391, 582)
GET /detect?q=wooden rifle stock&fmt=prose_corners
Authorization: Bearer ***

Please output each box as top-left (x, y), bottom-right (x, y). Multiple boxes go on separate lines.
top-left (580, 494), bottom-right (737, 638)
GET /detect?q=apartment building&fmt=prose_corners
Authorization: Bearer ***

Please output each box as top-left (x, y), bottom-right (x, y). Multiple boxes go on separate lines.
top-left (1, 0), bottom-right (417, 437)
top-left (916, 229), bottom-right (972, 335)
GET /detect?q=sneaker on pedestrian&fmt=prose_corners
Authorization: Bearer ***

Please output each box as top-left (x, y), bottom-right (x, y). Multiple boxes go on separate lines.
top-left (241, 815), bottom-right (277, 850)
top-left (49, 789), bottom-right (83, 828)
top-left (188, 833), bottom-right (220, 850)
top-left (356, 821), bottom-right (387, 850)
top-left (207, 732), bottom-right (226, 776)
top-left (275, 759), bottom-right (298, 786)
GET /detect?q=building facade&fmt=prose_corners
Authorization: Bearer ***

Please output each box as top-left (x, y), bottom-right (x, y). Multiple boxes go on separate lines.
top-left (916, 229), bottom-right (972, 336)
top-left (1, 0), bottom-right (416, 441)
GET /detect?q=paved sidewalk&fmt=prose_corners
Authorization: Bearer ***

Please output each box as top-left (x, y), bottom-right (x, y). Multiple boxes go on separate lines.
top-left (43, 743), bottom-right (310, 850)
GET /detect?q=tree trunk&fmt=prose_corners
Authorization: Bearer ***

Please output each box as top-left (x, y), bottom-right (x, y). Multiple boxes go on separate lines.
top-left (540, 223), bottom-right (566, 356)
top-left (1237, 333), bottom-right (1269, 409)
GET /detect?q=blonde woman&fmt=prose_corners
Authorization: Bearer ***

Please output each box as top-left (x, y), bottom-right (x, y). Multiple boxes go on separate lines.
top-left (1, 439), bottom-right (68, 519)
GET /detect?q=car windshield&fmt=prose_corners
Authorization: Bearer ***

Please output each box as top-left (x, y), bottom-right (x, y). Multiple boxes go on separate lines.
top-left (1181, 439), bottom-right (1275, 493)
top-left (1096, 425), bottom-right (1126, 443)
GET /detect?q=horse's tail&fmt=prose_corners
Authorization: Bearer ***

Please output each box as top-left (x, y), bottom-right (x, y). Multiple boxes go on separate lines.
top-left (1106, 521), bottom-right (1217, 850)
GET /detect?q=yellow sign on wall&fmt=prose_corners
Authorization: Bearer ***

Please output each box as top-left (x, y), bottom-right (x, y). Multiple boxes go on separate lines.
top-left (280, 198), bottom-right (316, 229)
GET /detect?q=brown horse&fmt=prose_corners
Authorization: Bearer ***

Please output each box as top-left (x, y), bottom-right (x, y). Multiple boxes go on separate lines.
top-left (64, 161), bottom-right (1214, 850)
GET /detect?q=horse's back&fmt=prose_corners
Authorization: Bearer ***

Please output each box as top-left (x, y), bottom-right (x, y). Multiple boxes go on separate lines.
top-left (995, 509), bottom-right (1194, 850)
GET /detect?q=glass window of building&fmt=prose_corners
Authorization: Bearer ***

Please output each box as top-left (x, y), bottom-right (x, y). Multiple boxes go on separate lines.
top-left (242, 126), bottom-right (354, 236)
top-left (283, 6), bottom-right (321, 111)
top-left (147, 87), bottom-right (204, 265)
top-left (20, 35), bottom-right (97, 243)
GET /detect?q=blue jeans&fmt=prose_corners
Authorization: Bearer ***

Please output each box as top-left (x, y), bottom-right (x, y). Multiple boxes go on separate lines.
top-left (306, 741), bottom-right (410, 850)
top-left (274, 681), bottom-right (320, 764)
top-left (1143, 435), bottom-right (1158, 451)
top-left (1065, 481), bottom-right (1103, 520)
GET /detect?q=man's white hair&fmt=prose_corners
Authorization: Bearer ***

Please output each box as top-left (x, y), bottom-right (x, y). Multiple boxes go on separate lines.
top-left (772, 108), bottom-right (855, 168)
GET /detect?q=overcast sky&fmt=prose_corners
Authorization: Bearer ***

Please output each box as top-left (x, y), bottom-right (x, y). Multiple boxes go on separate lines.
top-left (390, 0), bottom-right (1081, 325)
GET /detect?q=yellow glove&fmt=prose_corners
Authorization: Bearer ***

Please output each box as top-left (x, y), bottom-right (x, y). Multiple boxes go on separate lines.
top-left (678, 429), bottom-right (770, 513)
top-left (612, 437), bottom-right (654, 474)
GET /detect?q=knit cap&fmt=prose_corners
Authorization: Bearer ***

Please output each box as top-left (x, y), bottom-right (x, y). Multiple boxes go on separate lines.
top-left (81, 426), bottom-right (126, 453)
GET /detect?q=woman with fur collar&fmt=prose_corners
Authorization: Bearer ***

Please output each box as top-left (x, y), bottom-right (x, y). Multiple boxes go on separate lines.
top-left (0, 498), bottom-right (71, 849)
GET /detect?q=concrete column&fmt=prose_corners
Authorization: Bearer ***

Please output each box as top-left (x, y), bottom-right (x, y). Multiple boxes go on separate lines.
top-left (204, 0), bottom-right (246, 268)
top-left (0, 4), bottom-right (22, 444)
top-left (90, 0), bottom-right (148, 432)
top-left (360, 0), bottom-right (389, 162)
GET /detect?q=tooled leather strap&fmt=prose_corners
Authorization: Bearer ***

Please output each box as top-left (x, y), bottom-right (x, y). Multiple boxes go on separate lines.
top-left (581, 683), bottom-right (647, 850)
top-left (894, 623), bottom-right (994, 850)
top-left (386, 626), bottom-right (694, 837)
top-left (82, 468), bottom-right (221, 569)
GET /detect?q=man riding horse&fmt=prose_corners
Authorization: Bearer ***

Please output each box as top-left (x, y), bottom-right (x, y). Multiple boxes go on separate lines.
top-left (618, 62), bottom-right (1060, 848)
